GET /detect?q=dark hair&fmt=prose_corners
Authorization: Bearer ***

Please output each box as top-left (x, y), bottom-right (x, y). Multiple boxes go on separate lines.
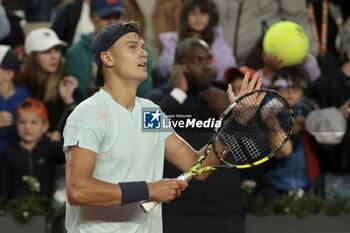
top-left (178, 0), bottom-right (218, 46)
top-left (272, 66), bottom-right (310, 91)
top-left (121, 20), bottom-right (144, 39)
top-left (18, 51), bottom-right (65, 103)
top-left (174, 37), bottom-right (209, 64)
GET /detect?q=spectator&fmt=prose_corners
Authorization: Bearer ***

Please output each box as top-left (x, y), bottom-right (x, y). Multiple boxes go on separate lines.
top-left (146, 38), bottom-right (247, 233)
top-left (0, 1), bottom-right (10, 40)
top-left (0, 3), bottom-right (25, 58)
top-left (307, 0), bottom-right (350, 57)
top-left (52, 0), bottom-right (95, 46)
top-left (0, 98), bottom-right (65, 201)
top-left (0, 45), bottom-right (29, 155)
top-left (123, 0), bottom-right (183, 64)
top-left (305, 17), bottom-right (350, 198)
top-left (18, 28), bottom-right (78, 141)
top-left (215, 0), bottom-right (318, 66)
top-left (264, 66), bottom-right (321, 198)
top-left (155, 0), bottom-right (236, 86)
top-left (64, 0), bottom-right (153, 100)
top-left (257, 52), bottom-right (321, 88)
top-left (25, 0), bottom-right (53, 22)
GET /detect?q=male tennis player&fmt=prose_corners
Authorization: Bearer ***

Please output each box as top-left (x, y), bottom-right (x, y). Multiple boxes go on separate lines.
top-left (63, 21), bottom-right (261, 233)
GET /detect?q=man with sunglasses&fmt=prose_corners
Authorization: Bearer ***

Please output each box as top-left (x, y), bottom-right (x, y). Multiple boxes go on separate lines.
top-left (64, 0), bottom-right (153, 102)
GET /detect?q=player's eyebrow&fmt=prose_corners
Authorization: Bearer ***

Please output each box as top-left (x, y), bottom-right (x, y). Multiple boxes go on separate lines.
top-left (126, 40), bottom-right (146, 48)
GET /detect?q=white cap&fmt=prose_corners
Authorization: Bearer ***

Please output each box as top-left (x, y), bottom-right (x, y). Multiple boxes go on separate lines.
top-left (305, 107), bottom-right (347, 145)
top-left (24, 28), bottom-right (67, 55)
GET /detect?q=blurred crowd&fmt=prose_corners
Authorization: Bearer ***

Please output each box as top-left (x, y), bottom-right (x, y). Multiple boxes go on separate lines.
top-left (0, 0), bottom-right (350, 232)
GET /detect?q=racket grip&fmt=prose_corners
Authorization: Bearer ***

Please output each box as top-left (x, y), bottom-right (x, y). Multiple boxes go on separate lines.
top-left (140, 200), bottom-right (159, 213)
top-left (177, 172), bottom-right (193, 182)
top-left (140, 173), bottom-right (193, 213)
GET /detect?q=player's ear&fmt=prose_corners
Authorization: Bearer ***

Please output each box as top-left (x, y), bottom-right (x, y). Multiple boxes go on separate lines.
top-left (100, 51), bottom-right (113, 68)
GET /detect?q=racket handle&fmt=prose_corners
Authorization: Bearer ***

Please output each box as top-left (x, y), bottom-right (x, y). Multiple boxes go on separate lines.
top-left (140, 200), bottom-right (159, 213)
top-left (177, 172), bottom-right (193, 182)
top-left (140, 173), bottom-right (193, 213)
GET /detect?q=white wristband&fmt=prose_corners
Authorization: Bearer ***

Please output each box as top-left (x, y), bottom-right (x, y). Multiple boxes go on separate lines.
top-left (170, 88), bottom-right (187, 104)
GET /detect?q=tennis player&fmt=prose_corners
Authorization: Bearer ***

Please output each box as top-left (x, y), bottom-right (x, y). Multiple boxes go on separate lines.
top-left (63, 21), bottom-right (261, 233)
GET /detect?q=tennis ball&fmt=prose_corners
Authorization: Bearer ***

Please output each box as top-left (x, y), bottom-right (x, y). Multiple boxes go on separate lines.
top-left (263, 21), bottom-right (309, 66)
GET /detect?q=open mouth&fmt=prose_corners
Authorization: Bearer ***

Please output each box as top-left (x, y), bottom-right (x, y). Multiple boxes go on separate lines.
top-left (138, 62), bottom-right (147, 68)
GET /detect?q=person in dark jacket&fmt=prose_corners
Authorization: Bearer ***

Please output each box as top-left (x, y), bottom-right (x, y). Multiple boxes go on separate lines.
top-left (0, 45), bottom-right (29, 155)
top-left (145, 37), bottom-right (253, 233)
top-left (0, 98), bottom-right (65, 201)
top-left (51, 0), bottom-right (94, 46)
top-left (305, 20), bottom-right (350, 198)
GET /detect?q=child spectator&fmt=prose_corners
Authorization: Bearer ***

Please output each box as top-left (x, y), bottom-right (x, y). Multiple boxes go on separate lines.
top-left (0, 45), bottom-right (29, 155)
top-left (18, 28), bottom-right (78, 141)
top-left (155, 0), bottom-right (236, 85)
top-left (0, 98), bottom-right (65, 201)
top-left (264, 66), bottom-right (321, 197)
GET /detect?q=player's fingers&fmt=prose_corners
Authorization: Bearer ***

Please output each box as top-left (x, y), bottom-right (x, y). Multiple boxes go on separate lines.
top-left (344, 98), bottom-right (350, 107)
top-left (254, 74), bottom-right (262, 90)
top-left (176, 188), bottom-right (181, 197)
top-left (248, 72), bottom-right (261, 91)
top-left (226, 84), bottom-right (236, 103)
top-left (241, 72), bottom-right (250, 92)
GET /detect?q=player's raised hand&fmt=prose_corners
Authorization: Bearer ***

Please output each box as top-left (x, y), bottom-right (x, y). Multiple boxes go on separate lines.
top-left (147, 179), bottom-right (188, 203)
top-left (227, 72), bottom-right (262, 104)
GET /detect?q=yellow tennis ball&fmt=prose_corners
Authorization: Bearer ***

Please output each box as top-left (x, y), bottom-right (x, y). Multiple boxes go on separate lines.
top-left (263, 21), bottom-right (309, 66)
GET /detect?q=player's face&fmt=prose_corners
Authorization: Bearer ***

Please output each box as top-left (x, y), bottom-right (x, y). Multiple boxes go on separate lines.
top-left (36, 46), bottom-right (62, 73)
top-left (108, 32), bottom-right (148, 82)
top-left (185, 44), bottom-right (215, 91)
top-left (16, 112), bottom-right (48, 145)
top-left (187, 6), bottom-right (210, 33)
top-left (278, 87), bottom-right (304, 107)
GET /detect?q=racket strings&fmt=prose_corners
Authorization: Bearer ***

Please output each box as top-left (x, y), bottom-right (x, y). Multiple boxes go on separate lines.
top-left (214, 91), bottom-right (292, 166)
top-left (216, 133), bottom-right (261, 165)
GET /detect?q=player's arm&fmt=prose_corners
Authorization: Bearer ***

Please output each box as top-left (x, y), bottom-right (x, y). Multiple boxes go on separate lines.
top-left (66, 146), bottom-right (122, 206)
top-left (164, 133), bottom-right (219, 181)
top-left (66, 146), bottom-right (187, 206)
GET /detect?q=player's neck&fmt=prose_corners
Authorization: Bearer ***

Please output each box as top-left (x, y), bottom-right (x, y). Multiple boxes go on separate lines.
top-left (103, 81), bottom-right (137, 112)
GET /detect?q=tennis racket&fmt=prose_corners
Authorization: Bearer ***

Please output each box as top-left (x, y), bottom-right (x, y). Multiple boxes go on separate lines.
top-left (140, 89), bottom-right (294, 213)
